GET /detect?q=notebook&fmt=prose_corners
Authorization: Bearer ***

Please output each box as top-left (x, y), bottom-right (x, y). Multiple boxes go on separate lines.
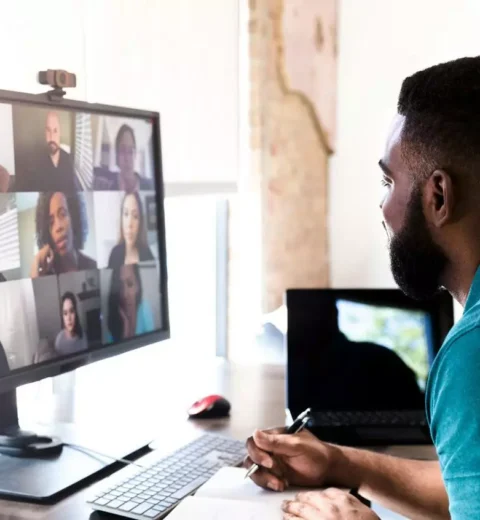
top-left (167, 467), bottom-right (316, 519)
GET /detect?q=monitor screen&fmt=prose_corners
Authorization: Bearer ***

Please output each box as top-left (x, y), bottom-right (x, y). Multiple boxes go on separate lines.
top-left (0, 96), bottom-right (168, 386)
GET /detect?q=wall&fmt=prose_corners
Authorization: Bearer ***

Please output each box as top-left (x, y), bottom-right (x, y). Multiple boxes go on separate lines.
top-left (330, 0), bottom-right (480, 299)
top-left (0, 0), bottom-right (240, 192)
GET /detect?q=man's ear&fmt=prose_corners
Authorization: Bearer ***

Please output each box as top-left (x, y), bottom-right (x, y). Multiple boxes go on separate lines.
top-left (423, 170), bottom-right (455, 227)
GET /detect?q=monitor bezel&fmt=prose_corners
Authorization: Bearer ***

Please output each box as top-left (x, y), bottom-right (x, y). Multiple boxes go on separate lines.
top-left (0, 87), bottom-right (170, 394)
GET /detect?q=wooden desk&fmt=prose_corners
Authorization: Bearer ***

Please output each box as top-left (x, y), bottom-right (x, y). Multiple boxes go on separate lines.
top-left (0, 350), bottom-right (436, 519)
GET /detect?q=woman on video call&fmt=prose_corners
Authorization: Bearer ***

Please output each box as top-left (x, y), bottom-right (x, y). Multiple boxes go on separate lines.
top-left (108, 191), bottom-right (154, 268)
top-left (94, 124), bottom-right (154, 192)
top-left (107, 264), bottom-right (154, 342)
top-left (55, 292), bottom-right (88, 355)
top-left (31, 192), bottom-right (97, 277)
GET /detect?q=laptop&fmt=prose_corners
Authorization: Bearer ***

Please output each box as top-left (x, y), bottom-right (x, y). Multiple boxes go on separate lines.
top-left (286, 289), bottom-right (454, 446)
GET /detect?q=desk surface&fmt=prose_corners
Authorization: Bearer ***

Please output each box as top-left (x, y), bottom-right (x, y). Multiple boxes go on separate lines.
top-left (0, 352), bottom-right (436, 519)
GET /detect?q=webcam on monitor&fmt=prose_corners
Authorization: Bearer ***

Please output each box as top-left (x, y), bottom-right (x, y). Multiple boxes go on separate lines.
top-left (38, 69), bottom-right (77, 101)
top-left (38, 69), bottom-right (76, 89)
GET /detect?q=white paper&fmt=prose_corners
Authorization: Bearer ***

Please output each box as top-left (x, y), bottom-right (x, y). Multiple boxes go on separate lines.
top-left (167, 496), bottom-right (281, 520)
top-left (195, 467), bottom-right (307, 506)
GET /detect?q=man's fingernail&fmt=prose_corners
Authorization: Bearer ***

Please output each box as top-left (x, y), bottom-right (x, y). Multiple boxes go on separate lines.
top-left (267, 481), bottom-right (279, 491)
top-left (263, 457), bottom-right (273, 469)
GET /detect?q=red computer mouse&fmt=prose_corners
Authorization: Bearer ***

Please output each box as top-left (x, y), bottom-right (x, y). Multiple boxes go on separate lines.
top-left (187, 394), bottom-right (231, 419)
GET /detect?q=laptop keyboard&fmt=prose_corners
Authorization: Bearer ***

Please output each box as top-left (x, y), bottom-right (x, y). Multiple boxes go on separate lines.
top-left (310, 410), bottom-right (427, 427)
top-left (87, 434), bottom-right (246, 519)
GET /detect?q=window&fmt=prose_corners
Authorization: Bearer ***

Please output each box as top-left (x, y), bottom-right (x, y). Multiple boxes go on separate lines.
top-left (164, 195), bottom-right (226, 358)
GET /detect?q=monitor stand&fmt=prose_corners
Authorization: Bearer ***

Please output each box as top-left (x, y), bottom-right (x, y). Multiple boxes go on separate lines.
top-left (0, 387), bottom-right (151, 503)
top-left (0, 388), bottom-right (63, 457)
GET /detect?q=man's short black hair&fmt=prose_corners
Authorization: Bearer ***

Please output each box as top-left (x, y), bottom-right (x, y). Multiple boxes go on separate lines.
top-left (398, 56), bottom-right (480, 192)
top-left (35, 192), bottom-right (87, 250)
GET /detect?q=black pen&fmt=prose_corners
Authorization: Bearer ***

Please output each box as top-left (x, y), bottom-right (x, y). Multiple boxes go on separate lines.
top-left (349, 488), bottom-right (371, 507)
top-left (245, 407), bottom-right (312, 480)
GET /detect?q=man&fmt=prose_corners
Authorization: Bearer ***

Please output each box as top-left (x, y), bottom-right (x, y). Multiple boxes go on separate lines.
top-left (246, 57), bottom-right (480, 519)
top-left (16, 111), bottom-right (76, 192)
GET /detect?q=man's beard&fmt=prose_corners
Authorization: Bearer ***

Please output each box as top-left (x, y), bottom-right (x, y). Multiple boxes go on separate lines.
top-left (48, 141), bottom-right (59, 155)
top-left (388, 187), bottom-right (448, 300)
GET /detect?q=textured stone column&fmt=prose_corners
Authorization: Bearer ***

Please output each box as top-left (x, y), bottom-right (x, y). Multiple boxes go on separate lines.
top-left (250, 0), bottom-right (337, 312)
top-left (227, 0), bottom-right (337, 360)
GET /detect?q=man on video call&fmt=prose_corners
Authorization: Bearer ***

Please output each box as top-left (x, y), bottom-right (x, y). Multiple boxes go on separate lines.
top-left (38, 111), bottom-right (76, 192)
top-left (246, 57), bottom-right (480, 520)
top-left (16, 111), bottom-right (76, 192)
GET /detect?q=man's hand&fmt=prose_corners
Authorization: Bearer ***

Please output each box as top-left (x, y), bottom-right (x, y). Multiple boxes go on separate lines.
top-left (282, 489), bottom-right (380, 520)
top-left (245, 428), bottom-right (339, 491)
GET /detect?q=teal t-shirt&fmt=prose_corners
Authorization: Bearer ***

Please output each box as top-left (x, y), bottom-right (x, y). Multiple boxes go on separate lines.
top-left (426, 267), bottom-right (480, 518)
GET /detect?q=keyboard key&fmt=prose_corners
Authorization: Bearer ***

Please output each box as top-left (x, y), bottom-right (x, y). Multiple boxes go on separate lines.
top-left (119, 501), bottom-right (138, 512)
top-left (131, 502), bottom-right (153, 515)
top-left (171, 476), bottom-right (208, 500)
top-left (144, 510), bottom-right (159, 518)
top-left (93, 498), bottom-right (109, 506)
top-left (106, 499), bottom-right (125, 509)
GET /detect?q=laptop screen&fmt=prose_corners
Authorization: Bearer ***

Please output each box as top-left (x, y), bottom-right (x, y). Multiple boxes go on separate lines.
top-left (286, 289), bottom-right (454, 416)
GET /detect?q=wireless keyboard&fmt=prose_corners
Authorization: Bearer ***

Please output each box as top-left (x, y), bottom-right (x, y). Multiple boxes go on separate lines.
top-left (87, 433), bottom-right (247, 519)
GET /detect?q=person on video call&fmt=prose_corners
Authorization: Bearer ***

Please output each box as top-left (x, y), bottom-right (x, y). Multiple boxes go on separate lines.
top-left (93, 124), bottom-right (154, 192)
top-left (245, 58), bottom-right (480, 520)
top-left (31, 192), bottom-right (97, 277)
top-left (17, 111), bottom-right (77, 192)
top-left (107, 264), bottom-right (154, 342)
top-left (55, 292), bottom-right (87, 356)
top-left (108, 192), bottom-right (154, 268)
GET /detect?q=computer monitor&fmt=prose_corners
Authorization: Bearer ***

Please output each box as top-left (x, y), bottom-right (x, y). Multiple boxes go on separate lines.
top-left (0, 88), bottom-right (169, 458)
top-left (286, 288), bottom-right (454, 419)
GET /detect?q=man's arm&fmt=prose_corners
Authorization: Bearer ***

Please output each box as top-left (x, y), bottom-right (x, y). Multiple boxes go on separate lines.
top-left (332, 446), bottom-right (448, 520)
top-left (247, 430), bottom-right (449, 520)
